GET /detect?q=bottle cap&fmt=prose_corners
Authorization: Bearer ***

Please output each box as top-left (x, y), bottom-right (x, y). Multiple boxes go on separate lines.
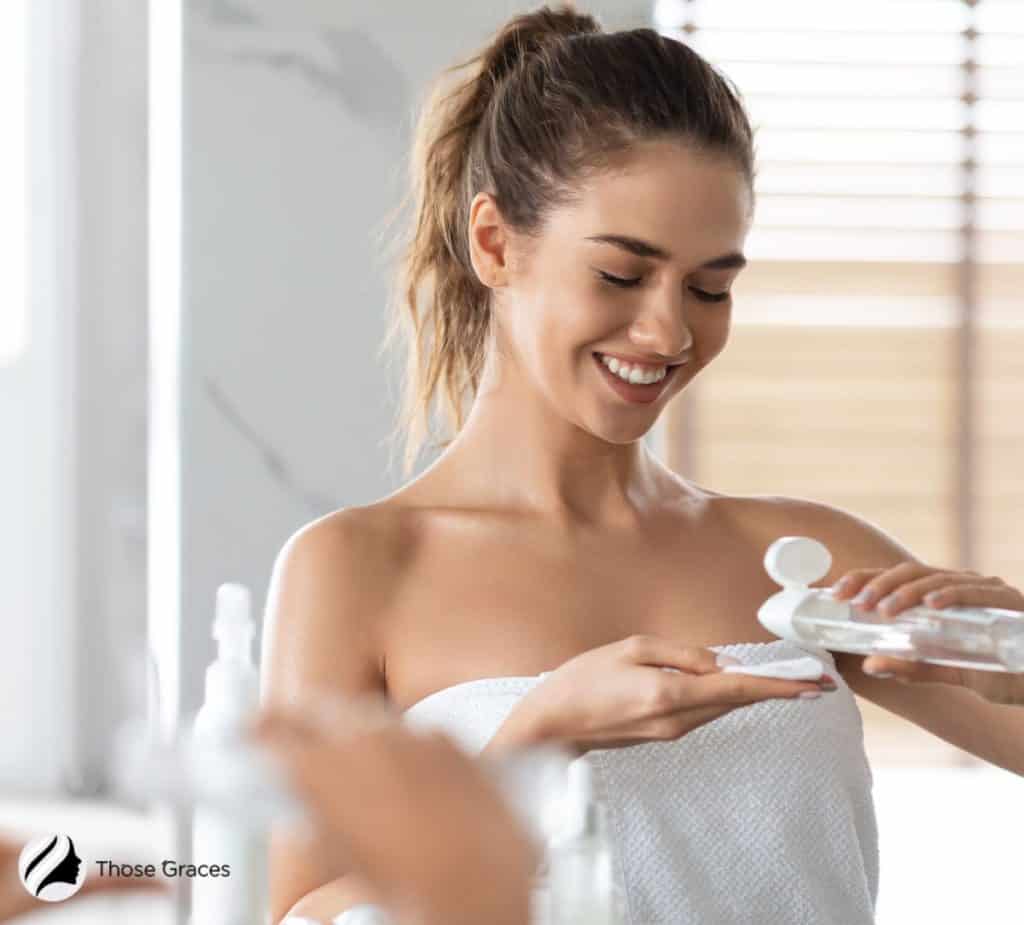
top-left (763, 536), bottom-right (832, 589)
top-left (758, 536), bottom-right (837, 645)
top-left (206, 584), bottom-right (256, 704)
top-left (214, 583), bottom-right (252, 638)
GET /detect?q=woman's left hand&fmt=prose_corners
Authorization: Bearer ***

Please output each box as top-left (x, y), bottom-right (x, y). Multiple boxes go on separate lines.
top-left (829, 562), bottom-right (1024, 706)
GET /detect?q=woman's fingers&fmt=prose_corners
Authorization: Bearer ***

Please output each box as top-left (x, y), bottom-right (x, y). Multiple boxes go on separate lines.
top-left (828, 562), bottom-right (1017, 618)
top-left (618, 634), bottom-right (722, 674)
top-left (918, 581), bottom-right (1023, 612)
top-left (614, 664), bottom-right (831, 726)
top-left (861, 654), bottom-right (963, 685)
top-left (613, 634), bottom-right (836, 717)
top-left (829, 561), bottom-right (930, 607)
top-left (686, 669), bottom-right (828, 707)
top-left (859, 653), bottom-right (1024, 705)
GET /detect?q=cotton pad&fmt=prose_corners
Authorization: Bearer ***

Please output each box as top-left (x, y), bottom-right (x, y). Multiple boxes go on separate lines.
top-left (721, 656), bottom-right (825, 681)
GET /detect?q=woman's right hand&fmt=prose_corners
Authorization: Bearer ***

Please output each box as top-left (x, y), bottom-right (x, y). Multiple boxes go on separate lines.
top-left (499, 635), bottom-right (837, 755)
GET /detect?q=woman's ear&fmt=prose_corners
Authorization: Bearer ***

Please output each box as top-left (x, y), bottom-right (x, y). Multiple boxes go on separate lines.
top-left (467, 192), bottom-right (511, 289)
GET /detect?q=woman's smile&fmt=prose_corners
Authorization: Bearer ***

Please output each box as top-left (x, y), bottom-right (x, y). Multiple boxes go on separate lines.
top-left (591, 350), bottom-right (686, 404)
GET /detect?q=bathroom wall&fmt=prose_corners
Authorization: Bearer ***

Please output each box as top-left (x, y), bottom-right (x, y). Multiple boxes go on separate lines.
top-left (1, 0), bottom-right (149, 796)
top-left (176, 0), bottom-right (654, 726)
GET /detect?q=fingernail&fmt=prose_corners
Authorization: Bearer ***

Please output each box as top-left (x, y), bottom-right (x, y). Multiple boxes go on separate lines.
top-left (798, 690), bottom-right (822, 699)
top-left (716, 653), bottom-right (741, 667)
top-left (851, 590), bottom-right (872, 605)
top-left (830, 578), bottom-right (852, 595)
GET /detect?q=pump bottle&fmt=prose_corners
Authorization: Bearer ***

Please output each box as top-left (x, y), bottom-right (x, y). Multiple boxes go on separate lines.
top-left (190, 583), bottom-right (268, 925)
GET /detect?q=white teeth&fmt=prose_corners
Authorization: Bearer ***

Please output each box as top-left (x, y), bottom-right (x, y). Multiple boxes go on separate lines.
top-left (598, 353), bottom-right (667, 385)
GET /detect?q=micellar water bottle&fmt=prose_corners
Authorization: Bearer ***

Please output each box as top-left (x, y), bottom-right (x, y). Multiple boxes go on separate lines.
top-left (759, 536), bottom-right (1024, 672)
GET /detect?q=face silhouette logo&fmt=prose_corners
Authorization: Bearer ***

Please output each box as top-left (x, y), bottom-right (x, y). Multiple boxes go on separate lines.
top-left (18, 834), bottom-right (87, 902)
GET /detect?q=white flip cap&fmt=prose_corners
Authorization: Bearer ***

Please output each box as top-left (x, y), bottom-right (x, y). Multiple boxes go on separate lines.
top-left (764, 536), bottom-right (832, 589)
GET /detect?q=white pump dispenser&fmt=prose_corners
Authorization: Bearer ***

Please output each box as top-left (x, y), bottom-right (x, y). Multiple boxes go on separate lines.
top-left (201, 583), bottom-right (258, 723)
top-left (191, 583), bottom-right (268, 925)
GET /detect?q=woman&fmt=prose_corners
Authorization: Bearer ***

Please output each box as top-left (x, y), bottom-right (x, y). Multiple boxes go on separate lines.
top-left (260, 5), bottom-right (1024, 923)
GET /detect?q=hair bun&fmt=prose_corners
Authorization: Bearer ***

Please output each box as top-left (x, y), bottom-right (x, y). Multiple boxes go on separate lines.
top-left (483, 4), bottom-right (602, 86)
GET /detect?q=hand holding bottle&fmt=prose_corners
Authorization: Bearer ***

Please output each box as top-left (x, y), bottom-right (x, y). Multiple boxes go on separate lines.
top-left (831, 562), bottom-right (1024, 705)
top-left (488, 634), bottom-right (837, 756)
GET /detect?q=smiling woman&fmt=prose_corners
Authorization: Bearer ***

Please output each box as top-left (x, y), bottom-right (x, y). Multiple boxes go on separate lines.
top-left (375, 7), bottom-right (756, 477)
top-left (457, 136), bottom-right (753, 438)
top-left (261, 6), bottom-right (877, 925)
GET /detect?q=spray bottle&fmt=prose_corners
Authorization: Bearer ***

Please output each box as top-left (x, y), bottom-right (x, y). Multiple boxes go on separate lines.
top-left (190, 583), bottom-right (267, 925)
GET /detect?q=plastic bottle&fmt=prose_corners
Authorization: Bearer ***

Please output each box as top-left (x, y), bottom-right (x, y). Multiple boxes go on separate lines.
top-left (759, 536), bottom-right (1024, 672)
top-left (546, 758), bottom-right (620, 924)
top-left (190, 583), bottom-right (268, 925)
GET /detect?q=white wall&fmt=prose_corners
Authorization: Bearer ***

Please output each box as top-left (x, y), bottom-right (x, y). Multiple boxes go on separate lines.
top-left (0, 0), bottom-right (148, 796)
top-left (176, 0), bottom-right (653, 724)
top-left (0, 0), bottom-right (75, 794)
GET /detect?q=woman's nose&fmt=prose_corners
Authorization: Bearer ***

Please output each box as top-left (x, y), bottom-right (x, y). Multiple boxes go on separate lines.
top-left (629, 296), bottom-right (693, 358)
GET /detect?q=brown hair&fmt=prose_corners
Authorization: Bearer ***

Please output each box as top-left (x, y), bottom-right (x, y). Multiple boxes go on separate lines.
top-left (379, 3), bottom-right (754, 477)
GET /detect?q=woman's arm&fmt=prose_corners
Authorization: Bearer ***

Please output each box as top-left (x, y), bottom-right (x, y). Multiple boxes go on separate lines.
top-left (260, 508), bottom-right (399, 923)
top-left (760, 496), bottom-right (1024, 776)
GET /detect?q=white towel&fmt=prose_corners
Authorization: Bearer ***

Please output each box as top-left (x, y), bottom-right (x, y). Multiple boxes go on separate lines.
top-left (403, 639), bottom-right (878, 924)
top-left (330, 904), bottom-right (396, 924)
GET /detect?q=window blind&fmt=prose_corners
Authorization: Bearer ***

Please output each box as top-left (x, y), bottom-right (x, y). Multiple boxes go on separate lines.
top-left (654, 0), bottom-right (1024, 266)
top-left (654, 0), bottom-right (1023, 585)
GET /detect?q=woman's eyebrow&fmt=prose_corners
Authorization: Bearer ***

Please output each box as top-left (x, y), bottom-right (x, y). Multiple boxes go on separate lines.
top-left (583, 233), bottom-right (746, 270)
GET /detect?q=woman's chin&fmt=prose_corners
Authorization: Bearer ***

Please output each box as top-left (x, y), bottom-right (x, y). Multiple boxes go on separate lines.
top-left (584, 411), bottom-right (662, 445)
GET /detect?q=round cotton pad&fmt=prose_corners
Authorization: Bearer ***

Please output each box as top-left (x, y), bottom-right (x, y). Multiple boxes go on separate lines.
top-left (721, 656), bottom-right (825, 681)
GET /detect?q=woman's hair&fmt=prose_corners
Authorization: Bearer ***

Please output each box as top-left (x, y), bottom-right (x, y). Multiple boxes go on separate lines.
top-left (379, 3), bottom-right (755, 477)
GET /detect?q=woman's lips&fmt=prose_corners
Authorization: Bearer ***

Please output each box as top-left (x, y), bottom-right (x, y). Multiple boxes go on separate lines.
top-left (592, 352), bottom-right (683, 404)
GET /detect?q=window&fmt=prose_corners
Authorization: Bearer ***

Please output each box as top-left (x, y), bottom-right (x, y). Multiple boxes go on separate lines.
top-left (655, 0), bottom-right (1023, 590)
top-left (653, 3), bottom-right (1024, 918)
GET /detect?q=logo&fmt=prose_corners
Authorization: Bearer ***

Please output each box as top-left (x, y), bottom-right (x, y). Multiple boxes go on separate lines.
top-left (18, 834), bottom-right (87, 902)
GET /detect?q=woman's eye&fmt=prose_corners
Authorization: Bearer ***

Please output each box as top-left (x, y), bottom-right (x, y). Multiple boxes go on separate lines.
top-left (689, 287), bottom-right (731, 303)
top-left (596, 271), bottom-right (730, 302)
top-left (598, 271), bottom-right (642, 288)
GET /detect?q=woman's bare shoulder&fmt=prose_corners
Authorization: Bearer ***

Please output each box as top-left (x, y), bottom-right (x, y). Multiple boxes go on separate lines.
top-left (705, 490), bottom-right (920, 571)
top-left (276, 499), bottom-right (427, 600)
top-left (689, 487), bottom-right (856, 545)
top-left (692, 486), bottom-right (836, 521)
top-left (261, 501), bottom-right (428, 695)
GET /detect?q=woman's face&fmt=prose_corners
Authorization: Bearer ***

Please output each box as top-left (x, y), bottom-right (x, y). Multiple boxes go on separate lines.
top-left (473, 139), bottom-right (753, 445)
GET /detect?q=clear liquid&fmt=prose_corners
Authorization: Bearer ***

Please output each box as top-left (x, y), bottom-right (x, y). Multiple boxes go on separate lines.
top-left (793, 593), bottom-right (1024, 672)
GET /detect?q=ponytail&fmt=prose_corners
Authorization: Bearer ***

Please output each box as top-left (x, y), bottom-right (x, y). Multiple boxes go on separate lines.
top-left (380, 4), bottom-right (752, 477)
